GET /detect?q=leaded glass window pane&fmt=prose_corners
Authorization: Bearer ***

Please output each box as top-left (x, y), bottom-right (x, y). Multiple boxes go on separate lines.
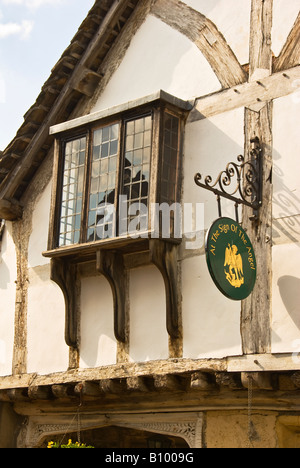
top-left (59, 136), bottom-right (86, 247)
top-left (87, 123), bottom-right (120, 242)
top-left (122, 115), bottom-right (152, 233)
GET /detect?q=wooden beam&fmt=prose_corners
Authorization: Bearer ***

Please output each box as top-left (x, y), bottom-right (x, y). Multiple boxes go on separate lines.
top-left (291, 372), bottom-right (300, 389)
top-left (215, 373), bottom-right (243, 390)
top-left (149, 240), bottom-right (180, 339)
top-left (7, 389), bottom-right (29, 402)
top-left (248, 0), bottom-right (273, 80)
top-left (241, 372), bottom-right (273, 390)
top-left (96, 250), bottom-right (127, 343)
top-left (50, 258), bottom-right (79, 348)
top-left (153, 374), bottom-right (183, 391)
top-left (188, 65), bottom-right (300, 122)
top-left (0, 198), bottom-right (23, 221)
top-left (152, 0), bottom-right (247, 88)
top-left (274, 12), bottom-right (300, 72)
top-left (126, 376), bottom-right (151, 393)
top-left (100, 379), bottom-right (126, 394)
top-left (72, 68), bottom-right (103, 97)
top-left (241, 0), bottom-right (273, 355)
top-left (0, 357), bottom-right (226, 391)
top-left (28, 385), bottom-right (53, 400)
top-left (52, 384), bottom-right (76, 399)
top-left (74, 381), bottom-right (102, 398)
top-left (190, 372), bottom-right (216, 391)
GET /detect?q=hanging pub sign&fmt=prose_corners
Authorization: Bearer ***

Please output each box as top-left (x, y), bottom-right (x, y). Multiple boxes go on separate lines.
top-left (206, 217), bottom-right (257, 301)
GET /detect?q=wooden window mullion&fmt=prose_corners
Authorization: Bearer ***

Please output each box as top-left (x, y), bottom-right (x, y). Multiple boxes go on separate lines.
top-left (80, 130), bottom-right (92, 244)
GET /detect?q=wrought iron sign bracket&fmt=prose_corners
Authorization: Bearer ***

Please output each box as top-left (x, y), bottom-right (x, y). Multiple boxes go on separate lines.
top-left (194, 137), bottom-right (262, 224)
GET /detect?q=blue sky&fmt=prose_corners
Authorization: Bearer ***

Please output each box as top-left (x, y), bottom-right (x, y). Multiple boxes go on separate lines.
top-left (0, 0), bottom-right (94, 150)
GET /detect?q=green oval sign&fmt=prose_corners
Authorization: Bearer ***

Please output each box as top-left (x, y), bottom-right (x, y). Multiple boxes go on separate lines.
top-left (206, 218), bottom-right (257, 301)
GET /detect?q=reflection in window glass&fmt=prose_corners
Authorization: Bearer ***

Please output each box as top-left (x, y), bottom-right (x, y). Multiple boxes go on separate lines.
top-left (59, 137), bottom-right (86, 247)
top-left (87, 123), bottom-right (120, 242)
top-left (121, 115), bottom-right (152, 234)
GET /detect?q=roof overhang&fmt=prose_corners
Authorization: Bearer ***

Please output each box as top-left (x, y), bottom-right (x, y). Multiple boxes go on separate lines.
top-left (0, 0), bottom-right (141, 221)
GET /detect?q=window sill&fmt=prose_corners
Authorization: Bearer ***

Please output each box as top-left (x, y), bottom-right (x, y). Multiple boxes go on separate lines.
top-left (43, 232), bottom-right (181, 260)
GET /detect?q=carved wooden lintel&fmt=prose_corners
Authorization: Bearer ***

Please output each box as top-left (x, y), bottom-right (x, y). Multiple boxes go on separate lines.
top-left (96, 250), bottom-right (127, 343)
top-left (50, 258), bottom-right (78, 348)
top-left (149, 240), bottom-right (180, 339)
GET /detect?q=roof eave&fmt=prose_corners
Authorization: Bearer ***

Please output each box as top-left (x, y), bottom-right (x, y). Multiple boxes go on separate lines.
top-left (0, 0), bottom-right (141, 221)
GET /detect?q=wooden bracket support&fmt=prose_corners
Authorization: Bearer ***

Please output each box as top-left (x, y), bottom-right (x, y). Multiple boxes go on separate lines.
top-left (50, 240), bottom-right (179, 348)
top-left (50, 258), bottom-right (78, 348)
top-left (96, 250), bottom-right (126, 343)
top-left (149, 239), bottom-right (180, 339)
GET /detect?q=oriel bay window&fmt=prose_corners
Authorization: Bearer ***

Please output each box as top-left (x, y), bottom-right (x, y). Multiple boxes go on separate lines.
top-left (44, 91), bottom-right (191, 348)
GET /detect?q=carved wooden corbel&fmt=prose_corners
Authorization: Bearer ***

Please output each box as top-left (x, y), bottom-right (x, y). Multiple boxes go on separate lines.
top-left (149, 239), bottom-right (180, 339)
top-left (96, 250), bottom-right (126, 343)
top-left (50, 258), bottom-right (78, 348)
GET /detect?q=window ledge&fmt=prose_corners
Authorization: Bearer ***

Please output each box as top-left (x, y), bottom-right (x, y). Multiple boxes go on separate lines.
top-left (43, 233), bottom-right (181, 260)
top-left (49, 90), bottom-right (192, 136)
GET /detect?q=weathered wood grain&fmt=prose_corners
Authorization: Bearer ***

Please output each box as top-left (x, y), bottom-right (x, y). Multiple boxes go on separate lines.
top-left (241, 0), bottom-right (273, 355)
top-left (249, 0), bottom-right (273, 80)
top-left (274, 12), bottom-right (300, 72)
top-left (188, 65), bottom-right (300, 121)
top-left (152, 0), bottom-right (247, 88)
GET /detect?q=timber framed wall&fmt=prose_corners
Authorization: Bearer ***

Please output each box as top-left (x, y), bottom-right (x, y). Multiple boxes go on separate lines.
top-left (0, 0), bottom-right (299, 448)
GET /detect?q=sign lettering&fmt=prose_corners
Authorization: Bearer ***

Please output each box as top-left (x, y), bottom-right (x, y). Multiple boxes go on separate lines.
top-left (206, 217), bottom-right (257, 301)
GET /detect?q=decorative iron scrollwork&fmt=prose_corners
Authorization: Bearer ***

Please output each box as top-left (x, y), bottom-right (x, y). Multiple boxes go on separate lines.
top-left (194, 137), bottom-right (262, 222)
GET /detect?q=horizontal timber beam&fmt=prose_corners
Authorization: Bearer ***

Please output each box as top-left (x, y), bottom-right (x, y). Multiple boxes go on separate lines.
top-left (0, 354), bottom-right (299, 392)
top-left (188, 65), bottom-right (300, 122)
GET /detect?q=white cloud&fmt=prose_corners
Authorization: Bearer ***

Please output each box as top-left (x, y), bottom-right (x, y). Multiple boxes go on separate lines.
top-left (2, 0), bottom-right (65, 9)
top-left (0, 18), bottom-right (33, 39)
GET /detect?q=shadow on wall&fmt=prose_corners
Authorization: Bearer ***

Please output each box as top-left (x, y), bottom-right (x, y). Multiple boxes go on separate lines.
top-left (277, 276), bottom-right (300, 330)
top-left (272, 152), bottom-right (300, 247)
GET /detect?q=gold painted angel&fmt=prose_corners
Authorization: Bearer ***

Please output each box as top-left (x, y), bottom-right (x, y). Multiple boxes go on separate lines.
top-left (224, 244), bottom-right (244, 288)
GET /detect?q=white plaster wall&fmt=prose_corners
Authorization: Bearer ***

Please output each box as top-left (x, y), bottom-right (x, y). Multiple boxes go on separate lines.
top-left (184, 108), bottom-right (245, 230)
top-left (182, 255), bottom-right (242, 359)
top-left (129, 266), bottom-right (168, 362)
top-left (185, 0), bottom-right (300, 63)
top-left (26, 180), bottom-right (70, 375)
top-left (91, 15), bottom-right (220, 113)
top-left (0, 223), bottom-right (16, 376)
top-left (80, 276), bottom-right (117, 368)
top-left (185, 0), bottom-right (251, 65)
top-left (28, 181), bottom-right (52, 268)
top-left (27, 264), bottom-right (69, 375)
top-left (272, 94), bottom-right (300, 354)
top-left (272, 0), bottom-right (300, 56)
top-left (273, 95), bottom-right (300, 230)
top-left (181, 108), bottom-right (245, 358)
top-left (272, 243), bottom-right (300, 354)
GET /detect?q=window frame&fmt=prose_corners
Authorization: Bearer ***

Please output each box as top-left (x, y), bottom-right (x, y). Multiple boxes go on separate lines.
top-left (45, 93), bottom-right (191, 260)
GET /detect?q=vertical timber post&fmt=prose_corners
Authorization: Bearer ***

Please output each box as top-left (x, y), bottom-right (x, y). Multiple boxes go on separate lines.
top-left (241, 0), bottom-right (273, 354)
